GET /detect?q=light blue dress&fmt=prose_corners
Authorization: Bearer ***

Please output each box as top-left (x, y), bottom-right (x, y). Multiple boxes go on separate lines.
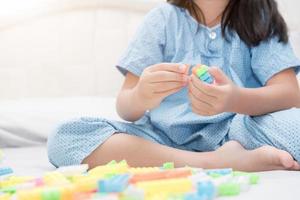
top-left (47, 3), bottom-right (300, 167)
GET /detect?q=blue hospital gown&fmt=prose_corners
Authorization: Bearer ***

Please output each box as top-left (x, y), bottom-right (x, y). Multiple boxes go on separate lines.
top-left (47, 3), bottom-right (300, 167)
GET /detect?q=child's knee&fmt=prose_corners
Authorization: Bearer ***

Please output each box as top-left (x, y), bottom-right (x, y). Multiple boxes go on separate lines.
top-left (228, 109), bottom-right (300, 161)
top-left (259, 108), bottom-right (300, 161)
top-left (47, 123), bottom-right (73, 167)
top-left (47, 118), bottom-right (118, 167)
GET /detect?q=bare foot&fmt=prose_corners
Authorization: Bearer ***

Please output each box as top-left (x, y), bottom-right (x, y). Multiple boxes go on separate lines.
top-left (210, 141), bottom-right (300, 172)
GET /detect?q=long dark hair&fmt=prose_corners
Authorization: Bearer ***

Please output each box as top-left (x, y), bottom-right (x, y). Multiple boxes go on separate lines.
top-left (167, 0), bottom-right (288, 46)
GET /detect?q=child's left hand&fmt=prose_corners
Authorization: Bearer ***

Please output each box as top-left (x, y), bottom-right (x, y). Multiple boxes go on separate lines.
top-left (188, 67), bottom-right (240, 116)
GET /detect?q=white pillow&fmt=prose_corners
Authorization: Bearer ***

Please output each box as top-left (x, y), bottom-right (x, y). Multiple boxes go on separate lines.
top-left (0, 97), bottom-right (120, 147)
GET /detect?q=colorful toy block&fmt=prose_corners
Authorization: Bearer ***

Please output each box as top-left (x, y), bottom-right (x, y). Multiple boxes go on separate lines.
top-left (122, 185), bottom-right (144, 200)
top-left (233, 171), bottom-right (260, 184)
top-left (197, 181), bottom-right (216, 200)
top-left (184, 192), bottom-right (207, 200)
top-left (98, 174), bottom-right (130, 193)
top-left (41, 188), bottom-right (61, 200)
top-left (136, 178), bottom-right (193, 197)
top-left (217, 182), bottom-right (240, 196)
top-left (0, 168), bottom-right (13, 177)
top-left (192, 65), bottom-right (214, 84)
top-left (206, 168), bottom-right (232, 176)
top-left (0, 193), bottom-right (10, 200)
top-left (130, 169), bottom-right (192, 184)
top-left (88, 161), bottom-right (128, 178)
top-left (0, 160), bottom-right (259, 200)
top-left (162, 162), bottom-right (174, 170)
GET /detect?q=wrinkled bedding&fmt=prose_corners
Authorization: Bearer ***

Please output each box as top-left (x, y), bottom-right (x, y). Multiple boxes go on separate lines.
top-left (1, 146), bottom-right (300, 200)
top-left (1, 97), bottom-right (300, 199)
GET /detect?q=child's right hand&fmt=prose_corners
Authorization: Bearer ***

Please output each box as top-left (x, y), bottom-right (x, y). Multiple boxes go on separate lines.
top-left (134, 63), bottom-right (190, 110)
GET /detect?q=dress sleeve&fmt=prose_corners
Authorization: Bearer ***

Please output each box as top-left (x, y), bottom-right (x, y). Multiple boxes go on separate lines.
top-left (116, 6), bottom-right (166, 77)
top-left (251, 37), bottom-right (300, 85)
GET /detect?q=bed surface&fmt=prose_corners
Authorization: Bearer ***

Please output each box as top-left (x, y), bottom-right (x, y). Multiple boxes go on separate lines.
top-left (1, 146), bottom-right (300, 200)
top-left (1, 97), bottom-right (300, 199)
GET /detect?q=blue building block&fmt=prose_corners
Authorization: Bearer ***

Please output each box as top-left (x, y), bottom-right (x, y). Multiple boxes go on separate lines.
top-left (206, 169), bottom-right (232, 176)
top-left (197, 181), bottom-right (216, 200)
top-left (185, 193), bottom-right (208, 200)
top-left (192, 65), bottom-right (215, 84)
top-left (98, 174), bottom-right (130, 193)
top-left (0, 167), bottom-right (13, 177)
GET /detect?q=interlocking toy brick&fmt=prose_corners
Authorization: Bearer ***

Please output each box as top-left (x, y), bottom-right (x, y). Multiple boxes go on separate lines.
top-left (0, 168), bottom-right (13, 177)
top-left (0, 161), bottom-right (259, 200)
top-left (192, 64), bottom-right (214, 84)
top-left (98, 174), bottom-right (130, 193)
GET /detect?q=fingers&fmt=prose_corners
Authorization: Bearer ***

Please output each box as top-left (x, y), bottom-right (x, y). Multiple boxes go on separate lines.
top-left (190, 103), bottom-right (212, 116)
top-left (149, 71), bottom-right (190, 83)
top-left (191, 75), bottom-right (219, 97)
top-left (149, 63), bottom-right (188, 74)
top-left (189, 84), bottom-right (215, 116)
top-left (155, 85), bottom-right (183, 96)
top-left (189, 78), bottom-right (217, 105)
top-left (153, 81), bottom-right (187, 93)
top-left (189, 91), bottom-right (212, 110)
top-left (208, 67), bottom-right (230, 85)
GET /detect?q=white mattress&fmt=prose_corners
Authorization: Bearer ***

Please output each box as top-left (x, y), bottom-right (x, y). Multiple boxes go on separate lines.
top-left (1, 146), bottom-right (300, 200)
top-left (1, 97), bottom-right (300, 199)
top-left (1, 146), bottom-right (55, 176)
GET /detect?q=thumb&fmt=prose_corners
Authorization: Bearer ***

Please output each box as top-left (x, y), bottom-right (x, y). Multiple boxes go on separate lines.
top-left (208, 67), bottom-right (230, 85)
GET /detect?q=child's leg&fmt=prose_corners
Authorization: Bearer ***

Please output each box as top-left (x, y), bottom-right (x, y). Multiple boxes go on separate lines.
top-left (228, 108), bottom-right (300, 167)
top-left (83, 133), bottom-right (300, 172)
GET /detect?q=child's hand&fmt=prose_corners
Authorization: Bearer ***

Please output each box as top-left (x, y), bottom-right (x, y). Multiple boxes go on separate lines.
top-left (134, 63), bottom-right (189, 110)
top-left (188, 67), bottom-right (240, 116)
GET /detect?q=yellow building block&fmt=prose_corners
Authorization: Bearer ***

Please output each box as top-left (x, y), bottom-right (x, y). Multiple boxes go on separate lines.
top-left (43, 172), bottom-right (70, 186)
top-left (17, 188), bottom-right (42, 200)
top-left (136, 178), bottom-right (193, 197)
top-left (73, 177), bottom-right (98, 192)
top-left (59, 185), bottom-right (76, 200)
top-left (0, 194), bottom-right (10, 200)
top-left (0, 176), bottom-right (34, 188)
top-left (88, 162), bottom-right (129, 177)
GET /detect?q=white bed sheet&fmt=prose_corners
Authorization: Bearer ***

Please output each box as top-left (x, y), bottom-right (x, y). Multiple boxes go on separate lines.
top-left (1, 146), bottom-right (300, 200)
top-left (1, 97), bottom-right (300, 199)
top-left (1, 146), bottom-right (55, 176)
top-left (0, 97), bottom-right (121, 147)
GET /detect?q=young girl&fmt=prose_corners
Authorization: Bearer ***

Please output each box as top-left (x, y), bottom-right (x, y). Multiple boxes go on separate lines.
top-left (48, 0), bottom-right (300, 171)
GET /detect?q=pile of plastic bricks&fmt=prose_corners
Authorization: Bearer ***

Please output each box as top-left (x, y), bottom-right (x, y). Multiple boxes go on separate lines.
top-left (0, 158), bottom-right (259, 200)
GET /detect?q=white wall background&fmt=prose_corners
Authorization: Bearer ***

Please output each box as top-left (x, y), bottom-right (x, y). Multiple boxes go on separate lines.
top-left (0, 0), bottom-right (299, 99)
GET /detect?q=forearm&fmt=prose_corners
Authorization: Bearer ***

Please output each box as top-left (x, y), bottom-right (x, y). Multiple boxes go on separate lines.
top-left (116, 87), bottom-right (148, 122)
top-left (233, 84), bottom-right (300, 116)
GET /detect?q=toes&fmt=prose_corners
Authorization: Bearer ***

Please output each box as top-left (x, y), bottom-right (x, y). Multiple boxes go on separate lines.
top-left (278, 150), bottom-right (297, 169)
top-left (291, 161), bottom-right (300, 171)
top-left (278, 150), bottom-right (294, 169)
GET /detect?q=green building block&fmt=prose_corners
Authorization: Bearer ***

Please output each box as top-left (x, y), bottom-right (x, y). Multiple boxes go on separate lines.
top-left (119, 160), bottom-right (128, 165)
top-left (208, 173), bottom-right (222, 179)
top-left (249, 174), bottom-right (260, 185)
top-left (41, 188), bottom-right (60, 200)
top-left (218, 183), bottom-right (240, 196)
top-left (233, 171), bottom-right (260, 184)
top-left (1, 187), bottom-right (16, 195)
top-left (163, 162), bottom-right (175, 169)
top-left (196, 66), bottom-right (208, 78)
top-left (107, 160), bottom-right (117, 166)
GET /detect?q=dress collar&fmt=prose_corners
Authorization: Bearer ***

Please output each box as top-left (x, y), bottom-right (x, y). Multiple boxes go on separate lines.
top-left (184, 9), bottom-right (221, 35)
